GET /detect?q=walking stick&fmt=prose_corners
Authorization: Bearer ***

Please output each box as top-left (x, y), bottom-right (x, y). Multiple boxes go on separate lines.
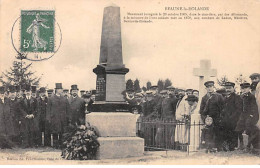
top-left (51, 134), bottom-right (53, 147)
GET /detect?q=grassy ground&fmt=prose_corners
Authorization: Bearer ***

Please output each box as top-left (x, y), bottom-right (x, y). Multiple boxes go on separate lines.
top-left (0, 147), bottom-right (259, 165)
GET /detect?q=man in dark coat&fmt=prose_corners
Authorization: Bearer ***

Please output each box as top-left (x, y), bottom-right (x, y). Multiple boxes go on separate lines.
top-left (68, 85), bottom-right (86, 126)
top-left (199, 81), bottom-right (225, 151)
top-left (0, 86), bottom-right (16, 149)
top-left (221, 82), bottom-right (243, 151)
top-left (19, 84), bottom-right (39, 148)
top-left (235, 83), bottom-right (259, 151)
top-left (9, 85), bottom-right (21, 146)
top-left (37, 87), bottom-right (49, 146)
top-left (46, 83), bottom-right (70, 148)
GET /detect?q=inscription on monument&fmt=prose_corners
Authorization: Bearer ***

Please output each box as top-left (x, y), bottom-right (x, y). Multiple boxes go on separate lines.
top-left (96, 74), bottom-right (106, 101)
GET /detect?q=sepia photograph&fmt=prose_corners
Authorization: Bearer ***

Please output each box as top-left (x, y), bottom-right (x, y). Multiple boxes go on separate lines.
top-left (0, 0), bottom-right (260, 165)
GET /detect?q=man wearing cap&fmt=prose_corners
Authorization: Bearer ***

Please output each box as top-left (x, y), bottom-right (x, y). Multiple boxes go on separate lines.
top-left (46, 83), bottom-right (71, 148)
top-left (80, 90), bottom-right (85, 98)
top-left (221, 82), bottom-right (243, 151)
top-left (235, 83), bottom-right (259, 152)
top-left (149, 85), bottom-right (163, 117)
top-left (37, 87), bottom-right (49, 146)
top-left (249, 73), bottom-right (260, 131)
top-left (0, 86), bottom-right (16, 148)
top-left (125, 88), bottom-right (135, 108)
top-left (9, 85), bottom-right (22, 146)
top-left (68, 85), bottom-right (86, 126)
top-left (199, 81), bottom-right (225, 151)
top-left (47, 89), bottom-right (54, 98)
top-left (19, 84), bottom-right (39, 148)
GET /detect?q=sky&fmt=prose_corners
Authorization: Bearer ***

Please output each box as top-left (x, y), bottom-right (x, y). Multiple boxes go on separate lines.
top-left (0, 0), bottom-right (260, 91)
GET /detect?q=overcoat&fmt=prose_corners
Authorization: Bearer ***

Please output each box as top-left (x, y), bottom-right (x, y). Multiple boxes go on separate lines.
top-left (0, 98), bottom-right (15, 137)
top-left (46, 94), bottom-right (70, 134)
top-left (68, 96), bottom-right (85, 125)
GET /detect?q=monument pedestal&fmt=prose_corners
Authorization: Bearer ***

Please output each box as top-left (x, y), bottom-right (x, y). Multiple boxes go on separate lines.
top-left (86, 112), bottom-right (144, 159)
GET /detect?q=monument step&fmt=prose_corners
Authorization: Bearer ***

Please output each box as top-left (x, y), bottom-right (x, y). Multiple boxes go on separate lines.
top-left (86, 112), bottom-right (137, 137)
top-left (97, 137), bottom-right (144, 159)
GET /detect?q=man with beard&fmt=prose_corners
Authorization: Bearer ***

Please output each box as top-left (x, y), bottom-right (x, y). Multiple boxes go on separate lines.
top-left (19, 84), bottom-right (39, 148)
top-left (82, 92), bottom-right (94, 113)
top-left (16, 85), bottom-right (24, 101)
top-left (37, 87), bottom-right (49, 146)
top-left (200, 81), bottom-right (224, 151)
top-left (221, 82), bottom-right (243, 151)
top-left (68, 85), bottom-right (86, 126)
top-left (46, 83), bottom-right (71, 148)
top-left (47, 89), bottom-right (54, 98)
top-left (0, 86), bottom-right (16, 149)
top-left (63, 89), bottom-right (70, 99)
top-left (235, 83), bottom-right (259, 152)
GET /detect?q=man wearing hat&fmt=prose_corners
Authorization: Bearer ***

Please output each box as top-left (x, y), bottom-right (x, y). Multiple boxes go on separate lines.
top-left (16, 85), bottom-right (23, 101)
top-left (63, 89), bottom-right (70, 99)
top-left (68, 85), bottom-right (86, 126)
top-left (9, 85), bottom-right (22, 146)
top-left (47, 89), bottom-right (54, 98)
top-left (37, 87), bottom-right (49, 146)
top-left (249, 73), bottom-right (260, 131)
top-left (19, 84), bottom-right (39, 148)
top-left (221, 82), bottom-right (243, 151)
top-left (199, 81), bottom-right (225, 151)
top-left (155, 90), bottom-right (177, 148)
top-left (80, 90), bottom-right (85, 98)
top-left (0, 86), bottom-right (16, 149)
top-left (235, 83), bottom-right (259, 152)
top-left (31, 86), bottom-right (37, 99)
top-left (46, 83), bottom-right (71, 148)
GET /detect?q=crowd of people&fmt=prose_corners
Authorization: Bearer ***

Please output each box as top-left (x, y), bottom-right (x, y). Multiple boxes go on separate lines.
top-left (0, 83), bottom-right (94, 149)
top-left (0, 72), bottom-right (259, 155)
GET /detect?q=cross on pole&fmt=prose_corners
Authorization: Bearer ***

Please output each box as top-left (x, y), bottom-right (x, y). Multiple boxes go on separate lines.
top-left (193, 59), bottom-right (217, 101)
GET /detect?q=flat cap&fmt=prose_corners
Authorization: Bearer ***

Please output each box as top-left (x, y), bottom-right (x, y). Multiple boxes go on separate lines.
top-left (249, 73), bottom-right (260, 79)
top-left (224, 82), bottom-right (235, 87)
top-left (240, 83), bottom-right (251, 89)
top-left (204, 81), bottom-right (214, 87)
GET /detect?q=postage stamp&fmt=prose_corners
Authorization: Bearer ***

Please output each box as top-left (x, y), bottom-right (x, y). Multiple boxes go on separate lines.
top-left (20, 10), bottom-right (55, 53)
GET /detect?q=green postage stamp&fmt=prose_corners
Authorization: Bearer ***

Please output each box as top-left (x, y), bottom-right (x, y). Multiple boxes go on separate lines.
top-left (21, 10), bottom-right (55, 52)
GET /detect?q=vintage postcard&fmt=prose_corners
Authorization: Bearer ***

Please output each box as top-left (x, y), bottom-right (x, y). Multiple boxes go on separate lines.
top-left (0, 0), bottom-right (260, 165)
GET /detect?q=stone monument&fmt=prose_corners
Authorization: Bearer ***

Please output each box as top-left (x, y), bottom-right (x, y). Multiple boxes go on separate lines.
top-left (189, 59), bottom-right (217, 151)
top-left (86, 5), bottom-right (144, 159)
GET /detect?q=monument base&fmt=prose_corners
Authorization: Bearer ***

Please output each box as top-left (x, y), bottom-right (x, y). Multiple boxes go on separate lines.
top-left (91, 101), bottom-right (130, 112)
top-left (97, 137), bottom-right (144, 159)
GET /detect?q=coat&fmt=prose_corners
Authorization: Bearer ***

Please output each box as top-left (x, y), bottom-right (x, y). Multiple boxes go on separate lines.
top-left (37, 97), bottom-right (48, 132)
top-left (46, 95), bottom-right (70, 134)
top-left (199, 92), bottom-right (224, 126)
top-left (161, 97), bottom-right (178, 119)
top-left (221, 93), bottom-right (243, 130)
top-left (19, 97), bottom-right (39, 133)
top-left (254, 83), bottom-right (260, 129)
top-left (9, 98), bottom-right (21, 136)
top-left (235, 92), bottom-right (259, 132)
top-left (68, 96), bottom-right (85, 125)
top-left (0, 98), bottom-right (15, 137)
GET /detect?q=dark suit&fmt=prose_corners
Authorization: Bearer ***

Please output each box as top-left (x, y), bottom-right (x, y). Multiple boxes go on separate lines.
top-left (19, 97), bottom-right (39, 147)
top-left (221, 93), bottom-right (243, 150)
top-left (9, 98), bottom-right (21, 145)
top-left (200, 92), bottom-right (224, 150)
top-left (68, 96), bottom-right (85, 125)
top-left (37, 97), bottom-right (48, 146)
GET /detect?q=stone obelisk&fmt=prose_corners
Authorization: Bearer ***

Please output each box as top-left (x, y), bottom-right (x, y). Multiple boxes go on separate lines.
top-left (86, 5), bottom-right (144, 159)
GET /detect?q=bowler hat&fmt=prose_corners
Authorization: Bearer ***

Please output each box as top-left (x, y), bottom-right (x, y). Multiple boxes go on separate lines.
top-left (166, 86), bottom-right (175, 90)
top-left (39, 87), bottom-right (46, 93)
top-left (150, 85), bottom-right (158, 90)
top-left (71, 85), bottom-right (79, 91)
top-left (47, 89), bottom-right (54, 93)
top-left (80, 90), bottom-right (85, 93)
top-left (135, 93), bottom-right (143, 98)
top-left (160, 90), bottom-right (168, 94)
top-left (55, 83), bottom-right (63, 89)
top-left (186, 89), bottom-right (193, 92)
top-left (63, 89), bottom-right (69, 92)
top-left (216, 88), bottom-right (227, 94)
top-left (9, 85), bottom-right (16, 93)
top-left (91, 90), bottom-right (96, 95)
top-left (0, 86), bottom-right (5, 94)
top-left (240, 83), bottom-right (251, 89)
top-left (204, 81), bottom-right (214, 87)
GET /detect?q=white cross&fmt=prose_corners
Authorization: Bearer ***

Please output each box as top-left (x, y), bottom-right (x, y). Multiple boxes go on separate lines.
top-left (193, 59), bottom-right (217, 100)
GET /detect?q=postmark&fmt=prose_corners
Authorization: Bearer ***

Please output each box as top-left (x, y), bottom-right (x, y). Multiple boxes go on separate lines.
top-left (11, 10), bottom-right (62, 61)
